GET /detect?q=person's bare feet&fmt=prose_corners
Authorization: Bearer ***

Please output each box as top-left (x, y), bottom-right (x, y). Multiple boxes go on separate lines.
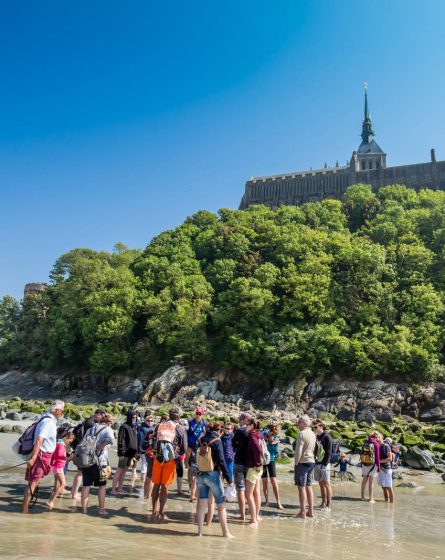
top-left (264, 501), bottom-right (270, 507)
top-left (223, 532), bottom-right (235, 538)
top-left (98, 509), bottom-right (108, 516)
top-left (369, 500), bottom-right (376, 504)
top-left (318, 503), bottom-right (327, 508)
top-left (46, 501), bottom-right (54, 510)
top-left (306, 512), bottom-right (314, 518)
top-left (294, 512), bottom-right (306, 519)
top-left (82, 507), bottom-right (88, 514)
top-left (277, 503), bottom-right (284, 510)
top-left (160, 513), bottom-right (169, 523)
top-left (249, 521), bottom-right (258, 528)
top-left (71, 494), bottom-right (81, 500)
top-left (151, 511), bottom-right (159, 520)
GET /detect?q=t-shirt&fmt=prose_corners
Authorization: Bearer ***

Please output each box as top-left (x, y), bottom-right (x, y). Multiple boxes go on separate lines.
top-left (51, 439), bottom-right (67, 469)
top-left (187, 419), bottom-right (206, 449)
top-left (294, 427), bottom-right (316, 465)
top-left (232, 427), bottom-right (249, 466)
top-left (34, 414), bottom-right (57, 453)
top-left (379, 442), bottom-right (392, 470)
top-left (316, 431), bottom-right (333, 466)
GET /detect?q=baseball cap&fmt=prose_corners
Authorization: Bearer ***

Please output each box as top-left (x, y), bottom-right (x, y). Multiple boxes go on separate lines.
top-left (195, 407), bottom-right (205, 415)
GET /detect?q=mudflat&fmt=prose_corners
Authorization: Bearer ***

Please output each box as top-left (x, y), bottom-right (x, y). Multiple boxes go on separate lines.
top-left (1, 434), bottom-right (444, 560)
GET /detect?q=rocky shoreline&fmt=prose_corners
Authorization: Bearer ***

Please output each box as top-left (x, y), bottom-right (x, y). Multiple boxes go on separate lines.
top-left (1, 367), bottom-right (445, 475)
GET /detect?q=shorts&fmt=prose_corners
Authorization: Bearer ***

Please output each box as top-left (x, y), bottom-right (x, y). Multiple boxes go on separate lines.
top-left (262, 462), bottom-right (277, 479)
top-left (118, 457), bottom-right (134, 469)
top-left (378, 468), bottom-right (393, 488)
top-left (294, 462), bottom-right (315, 487)
top-left (246, 467), bottom-right (262, 484)
top-left (152, 459), bottom-right (176, 485)
top-left (25, 452), bottom-right (53, 484)
top-left (197, 470), bottom-right (225, 504)
top-left (81, 464), bottom-right (106, 487)
top-left (52, 466), bottom-right (65, 476)
top-left (362, 465), bottom-right (378, 478)
top-left (314, 463), bottom-right (331, 482)
top-left (234, 463), bottom-right (247, 492)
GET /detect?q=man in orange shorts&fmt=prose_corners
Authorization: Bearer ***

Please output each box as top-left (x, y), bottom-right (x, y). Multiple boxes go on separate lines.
top-left (151, 407), bottom-right (187, 521)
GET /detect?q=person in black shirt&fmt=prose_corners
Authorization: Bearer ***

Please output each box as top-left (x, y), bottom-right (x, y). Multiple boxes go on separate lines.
top-left (232, 412), bottom-right (251, 521)
top-left (313, 419), bottom-right (333, 509)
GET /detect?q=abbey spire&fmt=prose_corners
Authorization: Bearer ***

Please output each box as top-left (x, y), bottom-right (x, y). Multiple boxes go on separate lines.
top-left (361, 83), bottom-right (375, 145)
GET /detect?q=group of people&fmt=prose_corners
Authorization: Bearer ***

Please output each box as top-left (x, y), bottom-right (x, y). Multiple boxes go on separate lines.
top-left (19, 400), bottom-right (397, 537)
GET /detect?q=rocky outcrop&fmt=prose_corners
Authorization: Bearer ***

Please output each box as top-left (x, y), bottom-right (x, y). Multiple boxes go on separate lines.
top-left (403, 446), bottom-right (436, 470)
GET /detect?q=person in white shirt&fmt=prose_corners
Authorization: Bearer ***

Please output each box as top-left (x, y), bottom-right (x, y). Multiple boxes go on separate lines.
top-left (22, 400), bottom-right (65, 513)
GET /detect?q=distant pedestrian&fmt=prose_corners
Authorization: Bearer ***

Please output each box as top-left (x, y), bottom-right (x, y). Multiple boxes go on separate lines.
top-left (245, 418), bottom-right (265, 527)
top-left (360, 431), bottom-right (380, 503)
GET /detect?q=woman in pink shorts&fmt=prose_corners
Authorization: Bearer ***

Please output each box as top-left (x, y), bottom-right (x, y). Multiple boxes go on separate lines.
top-left (47, 426), bottom-right (74, 510)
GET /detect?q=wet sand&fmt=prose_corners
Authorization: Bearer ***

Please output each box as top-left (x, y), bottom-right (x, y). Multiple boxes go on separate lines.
top-left (1, 433), bottom-right (444, 560)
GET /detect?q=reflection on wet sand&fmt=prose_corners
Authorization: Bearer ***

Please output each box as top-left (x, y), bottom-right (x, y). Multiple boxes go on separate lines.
top-left (1, 436), bottom-right (444, 560)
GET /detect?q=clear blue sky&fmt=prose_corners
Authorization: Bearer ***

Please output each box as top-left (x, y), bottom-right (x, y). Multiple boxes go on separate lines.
top-left (1, 0), bottom-right (444, 300)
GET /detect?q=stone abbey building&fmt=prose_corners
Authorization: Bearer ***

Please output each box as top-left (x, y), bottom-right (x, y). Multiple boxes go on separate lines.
top-left (239, 90), bottom-right (445, 209)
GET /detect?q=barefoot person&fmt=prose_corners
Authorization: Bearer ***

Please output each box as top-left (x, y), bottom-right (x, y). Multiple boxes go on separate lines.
top-left (245, 418), bottom-right (265, 527)
top-left (47, 426), bottom-right (75, 509)
top-left (294, 415), bottom-right (316, 519)
top-left (360, 431), bottom-right (380, 503)
top-left (261, 424), bottom-right (283, 510)
top-left (151, 408), bottom-right (187, 521)
top-left (232, 412), bottom-right (251, 521)
top-left (196, 422), bottom-right (233, 538)
top-left (313, 419), bottom-right (333, 509)
top-left (186, 407), bottom-right (206, 502)
top-left (376, 433), bottom-right (394, 503)
top-left (80, 413), bottom-right (114, 515)
top-left (112, 410), bottom-right (138, 494)
top-left (21, 400), bottom-right (65, 514)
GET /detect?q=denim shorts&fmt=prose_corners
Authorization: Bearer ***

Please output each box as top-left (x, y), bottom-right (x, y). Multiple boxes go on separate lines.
top-left (234, 463), bottom-right (248, 492)
top-left (294, 462), bottom-right (315, 487)
top-left (226, 460), bottom-right (234, 482)
top-left (197, 470), bottom-right (225, 504)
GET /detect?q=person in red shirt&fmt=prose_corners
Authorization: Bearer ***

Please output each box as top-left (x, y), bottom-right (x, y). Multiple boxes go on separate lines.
top-left (47, 426), bottom-right (75, 510)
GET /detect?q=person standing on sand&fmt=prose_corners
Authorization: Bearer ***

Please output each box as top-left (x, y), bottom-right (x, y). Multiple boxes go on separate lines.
top-left (261, 424), bottom-right (284, 510)
top-left (186, 407), bottom-right (206, 502)
top-left (313, 419), bottom-right (333, 509)
top-left (294, 414), bottom-right (316, 519)
top-left (232, 412), bottom-right (251, 521)
top-left (80, 413), bottom-right (114, 515)
top-left (112, 410), bottom-right (138, 495)
top-left (151, 408), bottom-right (187, 522)
top-left (21, 400), bottom-right (65, 513)
top-left (376, 433), bottom-right (394, 503)
top-left (245, 418), bottom-right (265, 527)
top-left (360, 431), bottom-right (380, 503)
top-left (47, 426), bottom-right (75, 510)
top-left (196, 422), bottom-right (233, 538)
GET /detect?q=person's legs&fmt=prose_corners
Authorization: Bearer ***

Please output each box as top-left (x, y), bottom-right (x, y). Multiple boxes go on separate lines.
top-left (197, 498), bottom-right (207, 536)
top-left (151, 484), bottom-right (160, 517)
top-left (368, 476), bottom-right (375, 503)
top-left (386, 487), bottom-right (394, 503)
top-left (22, 480), bottom-right (40, 513)
top-left (217, 503), bottom-right (233, 538)
top-left (235, 464), bottom-right (247, 520)
top-left (81, 485), bottom-right (91, 513)
top-left (254, 480), bottom-right (261, 522)
top-left (158, 484), bottom-right (169, 520)
top-left (306, 486), bottom-right (314, 517)
top-left (270, 477), bottom-right (283, 509)
top-left (361, 475), bottom-right (368, 499)
top-left (206, 491), bottom-right (215, 525)
top-left (112, 467), bottom-right (127, 493)
top-left (48, 473), bottom-right (65, 508)
top-left (188, 468), bottom-right (197, 501)
top-left (98, 485), bottom-right (107, 514)
top-left (296, 486), bottom-right (306, 518)
top-left (319, 480), bottom-right (326, 507)
top-left (262, 477), bottom-right (269, 505)
top-left (325, 481), bottom-right (332, 508)
top-left (71, 470), bottom-right (82, 499)
top-left (245, 480), bottom-right (257, 527)
top-left (144, 476), bottom-right (154, 501)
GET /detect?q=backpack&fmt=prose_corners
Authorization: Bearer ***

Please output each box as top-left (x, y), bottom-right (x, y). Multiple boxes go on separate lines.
top-left (155, 421), bottom-right (177, 464)
top-left (360, 441), bottom-right (375, 466)
top-left (197, 437), bottom-right (219, 472)
top-left (315, 439), bottom-right (325, 463)
top-left (330, 440), bottom-right (341, 463)
top-left (73, 426), bottom-right (106, 469)
top-left (15, 415), bottom-right (48, 456)
top-left (259, 437), bottom-right (271, 466)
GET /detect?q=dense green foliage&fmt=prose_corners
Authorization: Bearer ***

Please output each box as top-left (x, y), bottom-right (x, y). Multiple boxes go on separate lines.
top-left (2, 184), bottom-right (445, 384)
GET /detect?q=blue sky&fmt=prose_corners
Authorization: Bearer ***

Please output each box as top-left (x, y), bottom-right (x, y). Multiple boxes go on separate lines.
top-left (1, 0), bottom-right (444, 300)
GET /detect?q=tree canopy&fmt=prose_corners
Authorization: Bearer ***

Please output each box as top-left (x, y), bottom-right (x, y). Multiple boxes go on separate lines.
top-left (2, 184), bottom-right (445, 384)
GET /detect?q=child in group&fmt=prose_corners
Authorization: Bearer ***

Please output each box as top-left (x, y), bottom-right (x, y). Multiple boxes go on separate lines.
top-left (47, 426), bottom-right (75, 510)
top-left (333, 452), bottom-right (353, 481)
top-left (261, 424), bottom-right (283, 510)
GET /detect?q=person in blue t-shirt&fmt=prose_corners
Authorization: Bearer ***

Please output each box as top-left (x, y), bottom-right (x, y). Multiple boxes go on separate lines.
top-left (186, 407), bottom-right (207, 502)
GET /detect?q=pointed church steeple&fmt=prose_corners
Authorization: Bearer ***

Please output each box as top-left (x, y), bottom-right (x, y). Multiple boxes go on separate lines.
top-left (361, 83), bottom-right (375, 145)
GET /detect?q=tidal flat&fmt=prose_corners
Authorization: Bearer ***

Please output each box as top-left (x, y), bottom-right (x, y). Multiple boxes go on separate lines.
top-left (1, 434), bottom-right (444, 560)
